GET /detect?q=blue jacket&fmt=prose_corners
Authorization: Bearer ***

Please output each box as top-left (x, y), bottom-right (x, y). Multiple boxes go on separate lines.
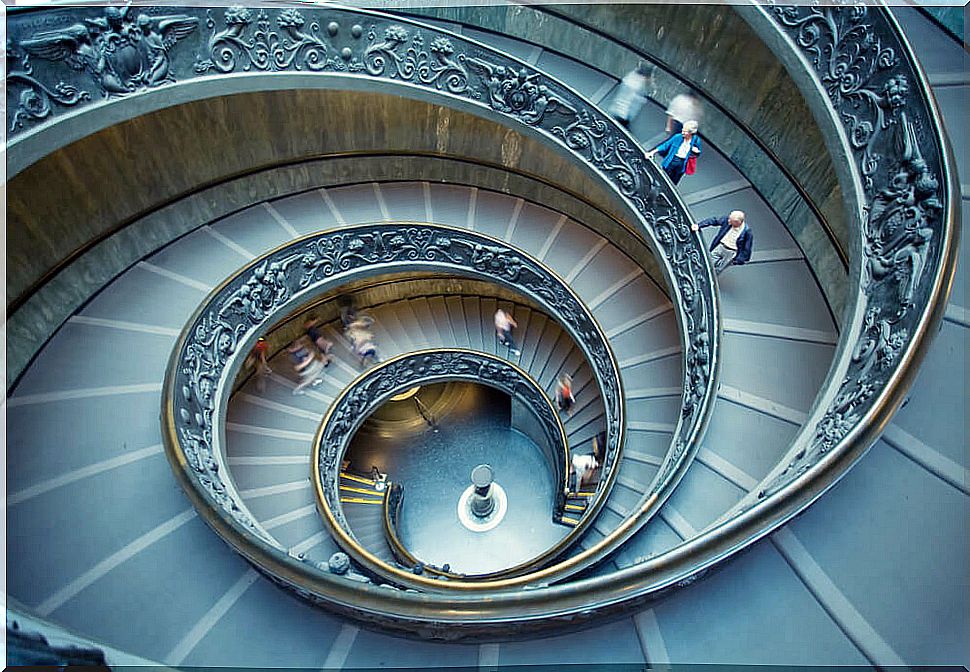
top-left (653, 133), bottom-right (702, 176)
top-left (697, 216), bottom-right (754, 265)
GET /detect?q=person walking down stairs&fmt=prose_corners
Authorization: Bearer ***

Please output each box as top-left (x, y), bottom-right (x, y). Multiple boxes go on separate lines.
top-left (647, 120), bottom-right (702, 186)
top-left (287, 337), bottom-right (327, 395)
top-left (494, 308), bottom-right (521, 356)
top-left (556, 373), bottom-right (576, 416)
top-left (608, 61), bottom-right (653, 128)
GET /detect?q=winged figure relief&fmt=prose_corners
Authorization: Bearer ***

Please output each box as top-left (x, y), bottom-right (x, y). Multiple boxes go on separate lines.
top-left (18, 8), bottom-right (197, 97)
top-left (135, 14), bottom-right (199, 86)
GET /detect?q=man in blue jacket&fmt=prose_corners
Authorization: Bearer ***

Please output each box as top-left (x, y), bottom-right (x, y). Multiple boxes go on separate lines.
top-left (691, 210), bottom-right (754, 274)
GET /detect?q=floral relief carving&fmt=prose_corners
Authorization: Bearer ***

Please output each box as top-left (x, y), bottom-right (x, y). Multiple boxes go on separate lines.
top-left (195, 7), bottom-right (347, 73)
top-left (170, 224), bottom-right (627, 546)
top-left (364, 26), bottom-right (471, 94)
top-left (316, 350), bottom-right (571, 530)
top-left (7, 11), bottom-right (716, 500)
top-left (8, 4), bottom-right (721, 596)
top-left (755, 6), bottom-right (946, 502)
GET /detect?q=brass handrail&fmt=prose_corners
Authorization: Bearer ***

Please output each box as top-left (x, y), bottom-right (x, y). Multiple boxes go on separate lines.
top-left (382, 483), bottom-right (424, 571)
top-left (9, 4), bottom-right (718, 599)
top-left (313, 348), bottom-right (576, 584)
top-left (156, 2), bottom-right (958, 636)
top-left (163, 222), bottom-right (644, 592)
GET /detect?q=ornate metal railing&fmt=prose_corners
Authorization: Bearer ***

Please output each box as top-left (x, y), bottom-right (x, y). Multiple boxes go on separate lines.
top-left (159, 4), bottom-right (954, 636)
top-left (553, 3), bottom-right (957, 612)
top-left (13, 7), bottom-right (720, 551)
top-left (164, 222), bottom-right (634, 588)
top-left (714, 6), bottom-right (960, 518)
top-left (9, 0), bottom-right (956, 637)
top-left (11, 4), bottom-right (719, 595)
top-left (313, 348), bottom-right (571, 583)
top-left (382, 482), bottom-right (419, 571)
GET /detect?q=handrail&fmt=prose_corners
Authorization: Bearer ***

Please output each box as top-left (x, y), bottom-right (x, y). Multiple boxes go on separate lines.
top-left (719, 4), bottom-right (959, 513)
top-left (12, 7), bottom-right (721, 564)
top-left (11, 6), bottom-right (719, 580)
top-left (382, 483), bottom-right (422, 571)
top-left (401, 5), bottom-right (849, 270)
top-left (163, 221), bottom-right (641, 589)
top-left (115, 0), bottom-right (723, 595)
top-left (313, 348), bottom-right (572, 584)
top-left (158, 2), bottom-right (957, 636)
top-left (382, 482), bottom-right (474, 579)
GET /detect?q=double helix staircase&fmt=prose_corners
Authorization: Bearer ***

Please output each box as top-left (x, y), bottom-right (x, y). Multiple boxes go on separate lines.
top-left (217, 182), bottom-right (674, 570)
top-left (5, 2), bottom-right (966, 668)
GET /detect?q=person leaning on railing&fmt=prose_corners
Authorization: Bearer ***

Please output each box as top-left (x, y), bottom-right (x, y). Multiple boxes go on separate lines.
top-left (691, 210), bottom-right (754, 275)
top-left (646, 120), bottom-right (702, 186)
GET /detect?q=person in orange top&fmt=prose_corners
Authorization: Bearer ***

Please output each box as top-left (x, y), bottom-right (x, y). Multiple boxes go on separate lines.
top-left (556, 373), bottom-right (576, 416)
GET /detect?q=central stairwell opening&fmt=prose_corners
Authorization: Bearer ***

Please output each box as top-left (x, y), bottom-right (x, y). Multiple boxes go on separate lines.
top-left (345, 381), bottom-right (570, 575)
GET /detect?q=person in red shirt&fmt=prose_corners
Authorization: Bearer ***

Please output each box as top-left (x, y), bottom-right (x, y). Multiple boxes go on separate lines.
top-left (556, 373), bottom-right (575, 416)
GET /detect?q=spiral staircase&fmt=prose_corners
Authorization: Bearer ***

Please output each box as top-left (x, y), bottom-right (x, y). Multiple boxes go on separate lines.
top-left (5, 2), bottom-right (967, 668)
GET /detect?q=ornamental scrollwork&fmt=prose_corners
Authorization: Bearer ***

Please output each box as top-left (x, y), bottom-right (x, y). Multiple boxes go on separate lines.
top-left (9, 10), bottom-right (717, 519)
top-left (755, 6), bottom-right (947, 503)
top-left (364, 27), bottom-right (471, 94)
top-left (18, 7), bottom-right (197, 97)
top-left (316, 350), bottom-right (571, 531)
top-left (6, 41), bottom-right (91, 131)
top-left (194, 7), bottom-right (356, 74)
top-left (168, 224), bottom-right (626, 549)
top-left (552, 111), bottom-right (646, 202)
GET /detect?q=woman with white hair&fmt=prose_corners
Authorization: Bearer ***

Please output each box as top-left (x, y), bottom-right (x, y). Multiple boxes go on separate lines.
top-left (647, 120), bottom-right (702, 186)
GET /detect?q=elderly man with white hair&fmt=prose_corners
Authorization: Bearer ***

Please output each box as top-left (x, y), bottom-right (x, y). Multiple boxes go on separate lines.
top-left (691, 210), bottom-right (754, 275)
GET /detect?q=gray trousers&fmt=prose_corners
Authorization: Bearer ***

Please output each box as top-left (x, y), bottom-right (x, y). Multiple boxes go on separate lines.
top-left (712, 243), bottom-right (738, 275)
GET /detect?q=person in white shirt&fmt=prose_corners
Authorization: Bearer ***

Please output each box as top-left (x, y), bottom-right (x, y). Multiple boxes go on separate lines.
top-left (691, 210), bottom-right (755, 274)
top-left (665, 92), bottom-right (703, 134)
top-left (608, 61), bottom-right (654, 128)
top-left (494, 308), bottom-right (521, 356)
top-left (571, 432), bottom-right (604, 491)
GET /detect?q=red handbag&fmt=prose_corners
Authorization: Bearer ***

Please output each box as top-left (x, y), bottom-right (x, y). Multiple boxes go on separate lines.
top-left (685, 155), bottom-right (697, 175)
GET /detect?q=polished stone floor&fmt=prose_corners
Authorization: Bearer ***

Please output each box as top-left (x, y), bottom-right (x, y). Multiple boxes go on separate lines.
top-left (347, 383), bottom-right (569, 575)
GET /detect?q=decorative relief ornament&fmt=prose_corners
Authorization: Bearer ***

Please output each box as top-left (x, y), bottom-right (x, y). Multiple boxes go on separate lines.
top-left (19, 7), bottom-right (197, 96)
top-left (755, 5), bottom-right (946, 502)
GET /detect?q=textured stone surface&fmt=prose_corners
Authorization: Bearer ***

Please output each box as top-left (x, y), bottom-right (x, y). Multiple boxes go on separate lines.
top-left (7, 88), bottom-right (635, 309)
top-left (6, 151), bottom-right (662, 388)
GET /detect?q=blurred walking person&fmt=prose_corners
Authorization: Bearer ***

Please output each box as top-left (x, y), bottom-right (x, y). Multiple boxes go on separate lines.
top-left (494, 308), bottom-right (521, 356)
top-left (556, 373), bottom-right (576, 416)
top-left (608, 62), bottom-right (653, 128)
top-left (288, 338), bottom-right (326, 395)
